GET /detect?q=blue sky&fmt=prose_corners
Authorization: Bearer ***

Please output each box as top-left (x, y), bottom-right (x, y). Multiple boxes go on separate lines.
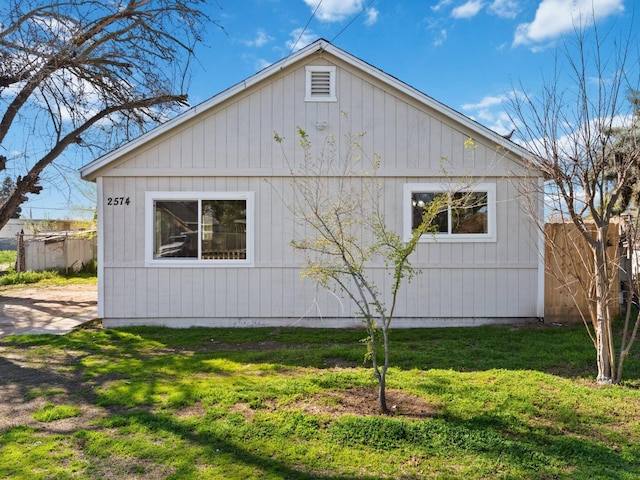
top-left (24, 0), bottom-right (633, 219)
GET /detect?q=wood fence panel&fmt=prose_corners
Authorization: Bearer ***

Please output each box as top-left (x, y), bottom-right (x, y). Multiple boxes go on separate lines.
top-left (17, 232), bottom-right (97, 273)
top-left (545, 222), bottom-right (621, 323)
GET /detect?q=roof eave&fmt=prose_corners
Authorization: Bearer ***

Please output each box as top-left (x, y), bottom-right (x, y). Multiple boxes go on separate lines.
top-left (80, 38), bottom-right (540, 180)
top-left (319, 43), bottom-right (538, 168)
top-left (80, 40), bottom-right (331, 181)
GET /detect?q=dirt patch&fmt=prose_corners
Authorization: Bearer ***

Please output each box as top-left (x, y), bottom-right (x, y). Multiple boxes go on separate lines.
top-left (0, 283), bottom-right (97, 310)
top-left (187, 387), bottom-right (435, 425)
top-left (0, 342), bottom-right (106, 433)
top-left (288, 386), bottom-right (436, 419)
top-left (0, 283), bottom-right (97, 336)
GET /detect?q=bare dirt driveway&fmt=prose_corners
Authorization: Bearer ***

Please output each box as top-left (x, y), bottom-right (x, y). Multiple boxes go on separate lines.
top-left (0, 283), bottom-right (98, 337)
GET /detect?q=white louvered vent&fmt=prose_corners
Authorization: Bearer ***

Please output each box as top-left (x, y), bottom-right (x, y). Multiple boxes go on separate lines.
top-left (310, 70), bottom-right (331, 96)
top-left (305, 66), bottom-right (337, 102)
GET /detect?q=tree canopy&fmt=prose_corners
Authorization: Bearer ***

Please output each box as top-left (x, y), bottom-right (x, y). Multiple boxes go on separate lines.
top-left (0, 0), bottom-right (216, 226)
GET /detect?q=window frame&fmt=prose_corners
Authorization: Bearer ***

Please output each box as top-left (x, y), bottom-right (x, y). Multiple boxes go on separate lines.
top-left (145, 191), bottom-right (254, 267)
top-left (403, 183), bottom-right (496, 243)
top-left (304, 65), bottom-right (337, 102)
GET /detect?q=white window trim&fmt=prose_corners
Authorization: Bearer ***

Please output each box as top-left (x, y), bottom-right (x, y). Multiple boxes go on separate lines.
top-left (145, 191), bottom-right (255, 267)
top-left (403, 183), bottom-right (496, 243)
top-left (304, 65), bottom-right (337, 102)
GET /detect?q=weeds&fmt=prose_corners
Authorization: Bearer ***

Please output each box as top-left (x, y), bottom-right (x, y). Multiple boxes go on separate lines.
top-left (0, 269), bottom-right (97, 286)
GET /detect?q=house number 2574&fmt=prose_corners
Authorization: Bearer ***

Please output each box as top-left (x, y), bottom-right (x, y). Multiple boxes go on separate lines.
top-left (106, 197), bottom-right (131, 206)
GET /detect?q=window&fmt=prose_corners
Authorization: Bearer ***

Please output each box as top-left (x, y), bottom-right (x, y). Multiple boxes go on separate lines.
top-left (146, 192), bottom-right (254, 265)
top-left (305, 66), bottom-right (337, 102)
top-left (403, 183), bottom-right (496, 242)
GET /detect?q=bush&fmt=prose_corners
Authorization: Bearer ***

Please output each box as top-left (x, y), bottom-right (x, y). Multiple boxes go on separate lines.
top-left (77, 259), bottom-right (97, 275)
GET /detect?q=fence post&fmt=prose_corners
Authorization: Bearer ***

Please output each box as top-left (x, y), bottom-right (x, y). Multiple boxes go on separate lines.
top-left (15, 229), bottom-right (25, 273)
top-left (64, 232), bottom-right (68, 275)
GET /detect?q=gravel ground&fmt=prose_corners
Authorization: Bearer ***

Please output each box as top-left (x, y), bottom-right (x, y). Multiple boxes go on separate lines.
top-left (0, 283), bottom-right (97, 337)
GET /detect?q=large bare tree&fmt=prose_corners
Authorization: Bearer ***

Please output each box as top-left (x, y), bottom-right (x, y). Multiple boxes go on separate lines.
top-left (0, 0), bottom-right (215, 226)
top-left (509, 25), bottom-right (640, 384)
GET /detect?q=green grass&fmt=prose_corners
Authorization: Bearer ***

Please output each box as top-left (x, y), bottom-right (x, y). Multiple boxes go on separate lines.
top-left (32, 403), bottom-right (82, 422)
top-left (1, 324), bottom-right (639, 479)
top-left (0, 269), bottom-right (97, 286)
top-left (0, 250), bottom-right (16, 265)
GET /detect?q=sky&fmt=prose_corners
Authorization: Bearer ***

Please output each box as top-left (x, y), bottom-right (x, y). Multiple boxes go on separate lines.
top-left (21, 0), bottom-right (635, 219)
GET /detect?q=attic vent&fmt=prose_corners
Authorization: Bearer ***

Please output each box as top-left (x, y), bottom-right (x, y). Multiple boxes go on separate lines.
top-left (305, 66), bottom-right (337, 102)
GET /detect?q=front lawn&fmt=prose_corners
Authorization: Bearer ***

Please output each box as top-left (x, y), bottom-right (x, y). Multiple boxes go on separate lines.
top-left (1, 323), bottom-right (639, 479)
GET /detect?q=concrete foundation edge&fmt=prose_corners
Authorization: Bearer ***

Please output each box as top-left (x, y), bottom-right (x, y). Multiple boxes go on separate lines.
top-left (103, 316), bottom-right (542, 329)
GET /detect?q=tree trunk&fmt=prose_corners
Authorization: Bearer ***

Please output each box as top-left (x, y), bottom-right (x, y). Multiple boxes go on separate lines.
top-left (378, 370), bottom-right (388, 413)
top-left (371, 341), bottom-right (389, 414)
top-left (379, 322), bottom-right (391, 414)
top-left (594, 227), bottom-right (614, 384)
top-left (365, 319), bottom-right (389, 414)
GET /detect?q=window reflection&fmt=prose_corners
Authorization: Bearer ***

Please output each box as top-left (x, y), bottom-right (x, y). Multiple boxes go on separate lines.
top-left (411, 191), bottom-right (488, 235)
top-left (154, 200), bottom-right (198, 258)
top-left (201, 200), bottom-right (246, 260)
top-left (451, 192), bottom-right (488, 234)
top-left (411, 192), bottom-right (448, 232)
top-left (154, 199), bottom-right (247, 260)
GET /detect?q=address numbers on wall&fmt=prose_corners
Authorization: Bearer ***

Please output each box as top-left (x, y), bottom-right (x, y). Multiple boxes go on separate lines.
top-left (106, 197), bottom-right (131, 206)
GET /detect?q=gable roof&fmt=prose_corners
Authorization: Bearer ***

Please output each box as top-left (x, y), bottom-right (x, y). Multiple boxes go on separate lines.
top-left (80, 38), bottom-right (537, 181)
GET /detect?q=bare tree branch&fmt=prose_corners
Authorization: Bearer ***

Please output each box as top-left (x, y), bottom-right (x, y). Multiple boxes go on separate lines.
top-left (508, 22), bottom-right (640, 384)
top-left (0, 0), bottom-right (216, 224)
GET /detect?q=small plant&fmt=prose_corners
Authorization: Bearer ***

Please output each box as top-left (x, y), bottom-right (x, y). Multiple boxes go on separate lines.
top-left (32, 403), bottom-right (81, 422)
top-left (77, 259), bottom-right (98, 275)
top-left (275, 127), bottom-right (468, 413)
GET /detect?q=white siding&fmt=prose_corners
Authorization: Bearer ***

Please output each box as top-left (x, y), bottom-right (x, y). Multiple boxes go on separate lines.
top-left (97, 55), bottom-right (541, 327)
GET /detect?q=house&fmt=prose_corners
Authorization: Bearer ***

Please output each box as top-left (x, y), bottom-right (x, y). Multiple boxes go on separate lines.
top-left (80, 39), bottom-right (544, 328)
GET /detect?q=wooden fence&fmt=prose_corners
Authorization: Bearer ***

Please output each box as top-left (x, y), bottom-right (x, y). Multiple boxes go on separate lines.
top-left (15, 230), bottom-right (97, 273)
top-left (544, 222), bottom-right (625, 323)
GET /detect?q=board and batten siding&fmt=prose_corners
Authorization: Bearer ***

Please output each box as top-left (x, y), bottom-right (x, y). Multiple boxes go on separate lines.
top-left (94, 52), bottom-right (541, 327)
top-left (109, 58), bottom-right (528, 178)
top-left (99, 174), bottom-right (539, 327)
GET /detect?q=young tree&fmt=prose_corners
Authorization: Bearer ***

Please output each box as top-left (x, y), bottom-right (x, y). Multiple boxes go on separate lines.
top-left (276, 128), bottom-right (461, 413)
top-left (508, 26), bottom-right (640, 384)
top-left (0, 0), bottom-right (217, 228)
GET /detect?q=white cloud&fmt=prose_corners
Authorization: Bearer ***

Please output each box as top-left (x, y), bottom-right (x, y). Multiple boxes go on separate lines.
top-left (451, 0), bottom-right (485, 19)
top-left (286, 28), bottom-right (316, 52)
top-left (303, 0), bottom-right (365, 22)
top-left (364, 8), bottom-right (379, 26)
top-left (488, 0), bottom-right (520, 19)
top-left (461, 94), bottom-right (507, 111)
top-left (433, 28), bottom-right (448, 46)
top-left (32, 15), bottom-right (75, 43)
top-left (461, 93), bottom-right (520, 134)
top-left (244, 29), bottom-right (273, 48)
top-left (424, 16), bottom-right (449, 47)
top-left (513, 0), bottom-right (625, 48)
top-left (254, 58), bottom-right (273, 71)
top-left (431, 0), bottom-right (454, 12)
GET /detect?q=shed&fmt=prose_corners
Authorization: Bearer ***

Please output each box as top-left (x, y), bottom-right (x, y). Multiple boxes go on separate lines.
top-left (80, 39), bottom-right (544, 328)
